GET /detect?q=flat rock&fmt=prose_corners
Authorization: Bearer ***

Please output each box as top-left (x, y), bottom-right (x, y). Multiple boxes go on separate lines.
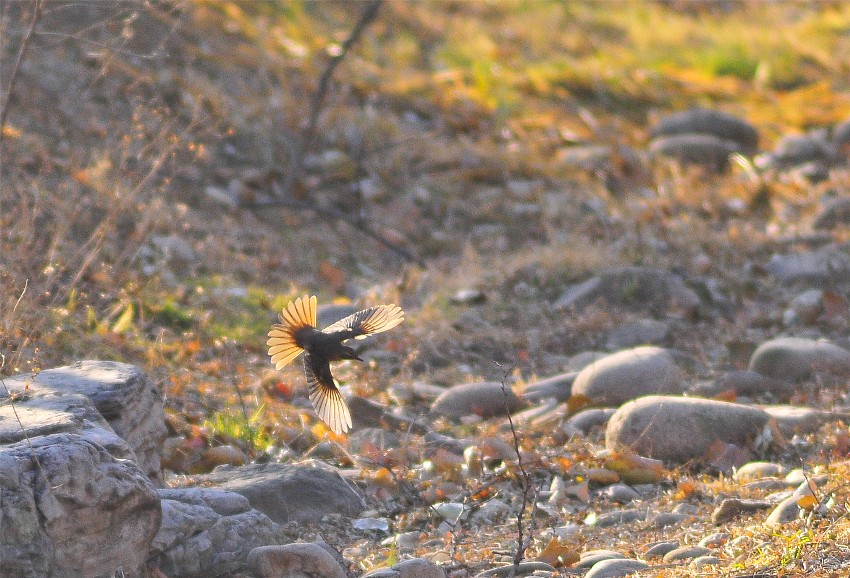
top-left (813, 196), bottom-right (850, 230)
top-left (650, 108), bottom-right (759, 154)
top-left (431, 382), bottom-right (527, 419)
top-left (521, 371), bottom-right (577, 402)
top-left (765, 243), bottom-right (850, 284)
top-left (688, 370), bottom-right (795, 400)
top-left (151, 488), bottom-right (279, 578)
top-left (749, 337), bottom-right (850, 382)
top-left (555, 267), bottom-right (701, 316)
top-left (248, 543), bottom-right (347, 578)
top-left (585, 558), bottom-right (649, 578)
top-left (565, 408), bottom-right (617, 435)
top-left (4, 360), bottom-right (166, 483)
top-left (606, 396), bottom-right (770, 464)
top-left (605, 318), bottom-right (670, 350)
top-left (763, 132), bottom-right (836, 169)
top-left (364, 557), bottom-right (447, 578)
top-left (712, 498), bottom-right (772, 523)
top-left (763, 405), bottom-right (836, 437)
top-left (0, 430), bottom-right (160, 578)
top-left (663, 546), bottom-right (712, 562)
top-left (572, 346), bottom-right (684, 406)
top-left (650, 133), bottom-right (740, 171)
top-left (185, 462), bottom-right (366, 523)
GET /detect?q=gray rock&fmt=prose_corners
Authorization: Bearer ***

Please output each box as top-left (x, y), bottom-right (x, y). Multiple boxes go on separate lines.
top-left (644, 541), bottom-right (679, 559)
top-left (764, 133), bottom-right (837, 169)
top-left (765, 495), bottom-right (804, 524)
top-left (734, 461), bottom-right (787, 482)
top-left (650, 108), bottom-right (759, 154)
top-left (833, 117), bottom-right (850, 152)
top-left (606, 396), bottom-right (770, 464)
top-left (650, 133), bottom-right (740, 171)
top-left (765, 243), bottom-right (850, 284)
top-left (431, 382), bottom-right (527, 419)
top-left (572, 346), bottom-right (684, 406)
top-left (594, 508), bottom-right (645, 527)
top-left (364, 558), bottom-right (447, 578)
top-left (151, 488), bottom-right (279, 578)
top-left (347, 396), bottom-right (428, 434)
top-left (650, 512), bottom-right (688, 528)
top-left (688, 370), bottom-right (795, 400)
top-left (9, 360), bottom-right (167, 483)
top-left (451, 288), bottom-right (487, 305)
top-left (187, 462), bottom-right (366, 523)
top-left (474, 561), bottom-right (556, 577)
top-left (663, 546), bottom-right (712, 562)
top-left (348, 428), bottom-right (402, 454)
top-left (605, 318), bottom-right (670, 350)
top-left (749, 337), bottom-right (850, 381)
top-left (576, 550), bottom-right (626, 568)
top-left (555, 267), bottom-right (701, 316)
top-left (598, 484), bottom-right (640, 503)
top-left (248, 543), bottom-right (348, 578)
top-left (763, 405), bottom-right (836, 437)
top-left (814, 196), bottom-right (850, 230)
top-left (521, 371), bottom-right (577, 402)
top-left (711, 498), bottom-right (772, 524)
top-left (565, 408), bottom-right (617, 435)
top-left (0, 431), bottom-right (160, 578)
top-left (423, 432), bottom-right (469, 456)
top-left (585, 558), bottom-right (649, 578)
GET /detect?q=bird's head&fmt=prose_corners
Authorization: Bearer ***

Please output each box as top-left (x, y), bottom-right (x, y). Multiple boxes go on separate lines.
top-left (340, 345), bottom-right (362, 362)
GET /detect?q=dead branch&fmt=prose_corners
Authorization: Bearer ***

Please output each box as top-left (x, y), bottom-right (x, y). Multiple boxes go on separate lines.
top-left (277, 0), bottom-right (383, 200)
top-left (0, 0), bottom-right (44, 147)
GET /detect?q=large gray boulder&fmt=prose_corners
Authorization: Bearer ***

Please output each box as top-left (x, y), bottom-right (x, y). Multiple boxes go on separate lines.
top-left (151, 488), bottom-right (281, 578)
top-left (186, 461), bottom-right (366, 523)
top-left (4, 360), bottom-right (166, 482)
top-left (0, 431), bottom-right (160, 578)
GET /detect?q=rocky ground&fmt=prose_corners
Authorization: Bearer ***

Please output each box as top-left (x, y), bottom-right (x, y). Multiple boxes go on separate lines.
top-left (4, 1), bottom-right (850, 577)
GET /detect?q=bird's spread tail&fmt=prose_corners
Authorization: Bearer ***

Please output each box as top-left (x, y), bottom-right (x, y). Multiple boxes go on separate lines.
top-left (267, 295), bottom-right (317, 369)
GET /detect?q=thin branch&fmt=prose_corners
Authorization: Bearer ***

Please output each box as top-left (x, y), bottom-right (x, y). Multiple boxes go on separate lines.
top-left (247, 182), bottom-right (425, 267)
top-left (495, 361), bottom-right (532, 572)
top-left (276, 0), bottom-right (383, 199)
top-left (0, 0), bottom-right (43, 147)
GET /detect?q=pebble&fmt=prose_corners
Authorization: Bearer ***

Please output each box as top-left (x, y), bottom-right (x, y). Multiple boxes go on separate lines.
top-left (598, 483), bottom-right (640, 503)
top-left (699, 532), bottom-right (729, 548)
top-left (662, 545), bottom-right (712, 562)
top-left (431, 382), bottom-right (526, 419)
top-left (473, 562), bottom-right (556, 577)
top-left (734, 461), bottom-right (787, 482)
top-left (644, 541), bottom-right (679, 559)
top-left (247, 543), bottom-right (347, 578)
top-left (575, 550), bottom-right (626, 568)
top-left (592, 508), bottom-right (645, 528)
top-left (585, 558), bottom-right (649, 578)
top-left (712, 498), bottom-right (772, 524)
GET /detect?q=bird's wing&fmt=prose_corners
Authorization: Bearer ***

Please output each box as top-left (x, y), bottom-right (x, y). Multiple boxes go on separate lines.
top-left (267, 295), bottom-right (317, 369)
top-left (303, 352), bottom-right (352, 434)
top-left (321, 304), bottom-right (404, 341)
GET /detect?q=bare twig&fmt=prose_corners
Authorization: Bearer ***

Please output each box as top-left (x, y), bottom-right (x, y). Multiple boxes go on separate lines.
top-left (495, 361), bottom-right (532, 573)
top-left (277, 0), bottom-right (383, 199)
top-left (0, 0), bottom-right (43, 147)
top-left (246, 183), bottom-right (424, 266)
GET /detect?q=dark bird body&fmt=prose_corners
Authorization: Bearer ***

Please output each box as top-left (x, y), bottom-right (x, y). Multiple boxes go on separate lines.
top-left (267, 295), bottom-right (404, 434)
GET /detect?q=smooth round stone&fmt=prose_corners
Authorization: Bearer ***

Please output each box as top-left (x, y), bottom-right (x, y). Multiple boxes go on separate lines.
top-left (473, 562), bottom-right (556, 577)
top-left (431, 382), bottom-right (526, 419)
top-left (605, 319), bottom-right (670, 350)
top-left (651, 512), bottom-right (688, 528)
top-left (593, 509), bottom-right (645, 528)
top-left (711, 498), bottom-right (772, 524)
top-left (598, 484), bottom-right (640, 503)
top-left (814, 196), bottom-right (850, 230)
top-left (650, 133), bottom-right (739, 171)
top-left (572, 346), bottom-right (684, 407)
top-left (662, 545), bottom-right (712, 562)
top-left (650, 108), bottom-right (759, 153)
top-left (734, 461), bottom-right (787, 482)
top-left (565, 408), bottom-right (617, 435)
top-left (765, 495), bottom-right (804, 524)
top-left (699, 532), bottom-right (729, 548)
top-left (606, 396), bottom-right (769, 464)
top-left (691, 555), bottom-right (720, 568)
top-left (576, 550), bottom-right (626, 569)
top-left (644, 540), bottom-right (679, 559)
top-left (248, 543), bottom-right (347, 578)
top-left (522, 372), bottom-right (578, 402)
top-left (751, 337), bottom-right (850, 382)
top-left (585, 558), bottom-right (649, 578)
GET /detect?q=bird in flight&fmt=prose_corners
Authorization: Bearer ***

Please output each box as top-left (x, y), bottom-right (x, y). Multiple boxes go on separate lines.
top-left (267, 295), bottom-right (404, 434)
